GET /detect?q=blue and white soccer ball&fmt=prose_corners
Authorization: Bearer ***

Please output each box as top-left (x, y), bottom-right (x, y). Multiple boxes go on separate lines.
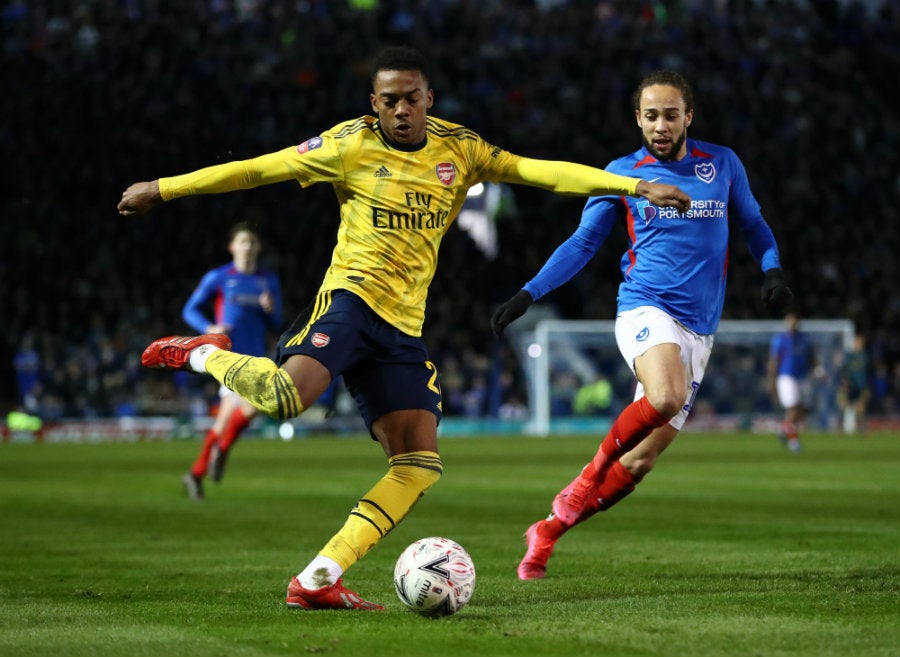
top-left (393, 536), bottom-right (476, 617)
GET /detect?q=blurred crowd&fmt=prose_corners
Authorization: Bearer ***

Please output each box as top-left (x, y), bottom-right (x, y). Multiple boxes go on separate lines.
top-left (2, 0), bottom-right (899, 423)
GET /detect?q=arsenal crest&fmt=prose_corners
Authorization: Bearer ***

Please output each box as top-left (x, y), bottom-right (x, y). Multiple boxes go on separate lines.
top-left (435, 162), bottom-right (456, 186)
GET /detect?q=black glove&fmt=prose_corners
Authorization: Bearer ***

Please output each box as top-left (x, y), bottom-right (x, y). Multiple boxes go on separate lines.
top-left (491, 289), bottom-right (534, 337)
top-left (761, 268), bottom-right (793, 307)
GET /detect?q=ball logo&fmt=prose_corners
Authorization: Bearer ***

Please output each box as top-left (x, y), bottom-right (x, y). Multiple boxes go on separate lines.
top-left (635, 327), bottom-right (650, 342)
top-left (695, 161), bottom-right (716, 184)
top-left (296, 136), bottom-right (323, 154)
top-left (311, 332), bottom-right (330, 348)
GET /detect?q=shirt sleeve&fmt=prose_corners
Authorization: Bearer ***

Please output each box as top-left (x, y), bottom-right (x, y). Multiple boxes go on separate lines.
top-left (182, 270), bottom-right (219, 333)
top-left (523, 195), bottom-right (620, 300)
top-left (158, 148), bottom-right (304, 201)
top-left (727, 150), bottom-right (781, 271)
top-left (507, 157), bottom-right (640, 197)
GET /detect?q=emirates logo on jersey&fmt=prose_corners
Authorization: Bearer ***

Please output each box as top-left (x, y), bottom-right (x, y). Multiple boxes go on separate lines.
top-left (311, 332), bottom-right (330, 348)
top-left (435, 162), bottom-right (456, 186)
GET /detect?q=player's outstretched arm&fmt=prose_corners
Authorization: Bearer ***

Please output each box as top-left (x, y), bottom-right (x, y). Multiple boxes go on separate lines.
top-left (118, 180), bottom-right (162, 216)
top-left (634, 180), bottom-right (691, 213)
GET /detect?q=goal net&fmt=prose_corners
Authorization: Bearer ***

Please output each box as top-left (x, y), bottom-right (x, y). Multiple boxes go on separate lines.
top-left (515, 318), bottom-right (855, 436)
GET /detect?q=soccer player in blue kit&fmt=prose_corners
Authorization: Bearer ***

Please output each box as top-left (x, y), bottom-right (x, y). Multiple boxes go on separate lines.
top-left (767, 312), bottom-right (816, 453)
top-left (181, 222), bottom-right (283, 500)
top-left (491, 70), bottom-right (793, 580)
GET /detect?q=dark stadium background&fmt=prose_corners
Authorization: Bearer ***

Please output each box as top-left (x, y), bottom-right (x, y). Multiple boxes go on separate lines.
top-left (2, 0), bottom-right (897, 424)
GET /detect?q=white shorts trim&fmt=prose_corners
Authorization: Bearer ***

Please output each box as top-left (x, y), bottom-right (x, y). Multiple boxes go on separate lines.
top-left (615, 306), bottom-right (714, 430)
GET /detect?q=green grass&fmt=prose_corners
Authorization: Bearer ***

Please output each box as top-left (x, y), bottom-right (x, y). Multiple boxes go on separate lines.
top-left (1, 431), bottom-right (898, 657)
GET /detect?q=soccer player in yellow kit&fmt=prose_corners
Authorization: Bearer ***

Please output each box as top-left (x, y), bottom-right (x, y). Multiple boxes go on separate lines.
top-left (118, 46), bottom-right (691, 610)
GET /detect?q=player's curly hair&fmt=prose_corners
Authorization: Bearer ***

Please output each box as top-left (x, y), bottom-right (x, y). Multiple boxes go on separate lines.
top-left (632, 70), bottom-right (695, 112)
top-left (370, 45), bottom-right (430, 87)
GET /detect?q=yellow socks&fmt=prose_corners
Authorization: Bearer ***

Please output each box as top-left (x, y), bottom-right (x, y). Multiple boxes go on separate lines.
top-left (320, 451), bottom-right (443, 571)
top-left (205, 351), bottom-right (303, 419)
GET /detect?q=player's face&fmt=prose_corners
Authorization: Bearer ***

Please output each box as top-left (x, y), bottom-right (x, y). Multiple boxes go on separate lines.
top-left (636, 84), bottom-right (693, 162)
top-left (229, 230), bottom-right (260, 270)
top-left (371, 69), bottom-right (434, 145)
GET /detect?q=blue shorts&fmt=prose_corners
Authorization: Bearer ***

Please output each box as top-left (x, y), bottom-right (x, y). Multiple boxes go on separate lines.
top-left (277, 289), bottom-right (442, 434)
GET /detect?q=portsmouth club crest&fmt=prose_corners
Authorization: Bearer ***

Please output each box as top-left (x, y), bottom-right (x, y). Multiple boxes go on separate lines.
top-left (435, 162), bottom-right (456, 186)
top-left (695, 161), bottom-right (716, 184)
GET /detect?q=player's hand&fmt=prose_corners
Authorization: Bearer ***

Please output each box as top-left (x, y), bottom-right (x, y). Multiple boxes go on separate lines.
top-left (118, 180), bottom-right (163, 216)
top-left (491, 289), bottom-right (534, 338)
top-left (635, 180), bottom-right (691, 213)
top-left (259, 290), bottom-right (274, 312)
top-left (761, 267), bottom-right (793, 307)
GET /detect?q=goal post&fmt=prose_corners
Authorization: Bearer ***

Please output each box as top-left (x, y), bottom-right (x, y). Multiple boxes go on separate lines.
top-left (521, 318), bottom-right (856, 436)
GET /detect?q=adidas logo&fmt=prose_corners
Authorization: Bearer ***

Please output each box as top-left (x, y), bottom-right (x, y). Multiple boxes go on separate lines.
top-left (374, 165), bottom-right (392, 178)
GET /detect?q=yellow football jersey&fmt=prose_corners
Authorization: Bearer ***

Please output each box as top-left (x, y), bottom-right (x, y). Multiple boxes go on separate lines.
top-left (159, 114), bottom-right (640, 335)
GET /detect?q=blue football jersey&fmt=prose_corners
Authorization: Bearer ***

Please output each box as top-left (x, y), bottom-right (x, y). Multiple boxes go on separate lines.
top-left (524, 139), bottom-right (781, 334)
top-left (182, 264), bottom-right (283, 356)
top-left (770, 331), bottom-right (814, 378)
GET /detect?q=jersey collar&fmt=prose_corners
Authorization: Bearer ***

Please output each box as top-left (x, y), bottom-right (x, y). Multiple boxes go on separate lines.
top-left (375, 120), bottom-right (428, 152)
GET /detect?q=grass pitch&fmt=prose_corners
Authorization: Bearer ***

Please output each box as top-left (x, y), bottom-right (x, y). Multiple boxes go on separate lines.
top-left (1, 431), bottom-right (897, 657)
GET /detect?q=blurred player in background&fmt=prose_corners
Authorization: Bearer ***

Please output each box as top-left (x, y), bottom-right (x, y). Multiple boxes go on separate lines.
top-left (838, 331), bottom-right (869, 435)
top-left (181, 222), bottom-right (283, 500)
top-left (491, 70), bottom-right (792, 580)
top-left (767, 312), bottom-right (816, 453)
top-left (118, 46), bottom-right (690, 610)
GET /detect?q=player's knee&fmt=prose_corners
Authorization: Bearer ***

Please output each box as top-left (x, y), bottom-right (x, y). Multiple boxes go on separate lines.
top-left (644, 388), bottom-right (684, 420)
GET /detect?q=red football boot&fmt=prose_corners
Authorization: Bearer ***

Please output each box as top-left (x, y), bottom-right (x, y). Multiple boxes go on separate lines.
top-left (141, 334), bottom-right (232, 370)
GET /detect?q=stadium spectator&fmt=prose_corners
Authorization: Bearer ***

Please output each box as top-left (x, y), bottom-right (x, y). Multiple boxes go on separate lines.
top-left (117, 45), bottom-right (689, 610)
top-left (180, 222), bottom-right (284, 501)
top-left (0, 1), bottom-right (899, 420)
top-left (491, 69), bottom-right (792, 580)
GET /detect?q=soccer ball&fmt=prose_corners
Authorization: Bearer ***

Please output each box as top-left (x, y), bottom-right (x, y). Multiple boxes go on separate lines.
top-left (393, 536), bottom-right (476, 617)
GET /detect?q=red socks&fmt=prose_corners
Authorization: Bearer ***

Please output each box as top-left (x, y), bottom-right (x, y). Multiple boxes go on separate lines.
top-left (217, 407), bottom-right (251, 452)
top-left (189, 408), bottom-right (251, 478)
top-left (582, 396), bottom-right (668, 481)
top-left (781, 420), bottom-right (798, 441)
top-left (539, 397), bottom-right (669, 539)
top-left (541, 461), bottom-right (637, 539)
top-left (191, 429), bottom-right (220, 478)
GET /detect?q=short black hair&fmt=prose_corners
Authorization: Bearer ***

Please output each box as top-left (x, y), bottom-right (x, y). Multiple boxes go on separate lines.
top-left (370, 45), bottom-right (430, 87)
top-left (632, 70), bottom-right (695, 112)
